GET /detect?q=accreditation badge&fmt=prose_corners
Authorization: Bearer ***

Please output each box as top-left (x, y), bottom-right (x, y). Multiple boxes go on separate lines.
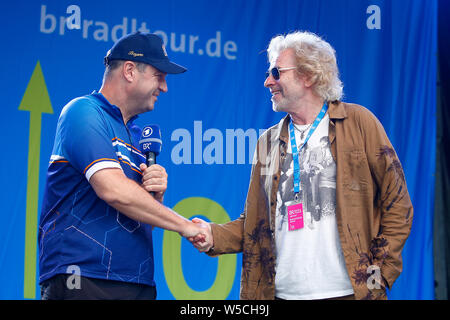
top-left (285, 199), bottom-right (304, 231)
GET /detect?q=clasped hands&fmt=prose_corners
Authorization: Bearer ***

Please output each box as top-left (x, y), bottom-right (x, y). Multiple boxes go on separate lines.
top-left (188, 218), bottom-right (214, 253)
top-left (177, 218), bottom-right (214, 252)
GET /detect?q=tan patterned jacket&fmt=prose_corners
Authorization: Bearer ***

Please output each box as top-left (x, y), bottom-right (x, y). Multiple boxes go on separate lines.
top-left (208, 101), bottom-right (413, 300)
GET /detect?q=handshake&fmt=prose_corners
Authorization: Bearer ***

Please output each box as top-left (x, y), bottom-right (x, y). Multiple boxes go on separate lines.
top-left (182, 218), bottom-right (214, 253)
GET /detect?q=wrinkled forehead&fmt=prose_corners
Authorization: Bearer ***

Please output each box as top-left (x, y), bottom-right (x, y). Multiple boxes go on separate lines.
top-left (269, 48), bottom-right (296, 68)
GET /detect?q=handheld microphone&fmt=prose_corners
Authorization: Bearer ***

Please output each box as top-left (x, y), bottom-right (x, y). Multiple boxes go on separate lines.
top-left (139, 124), bottom-right (162, 167)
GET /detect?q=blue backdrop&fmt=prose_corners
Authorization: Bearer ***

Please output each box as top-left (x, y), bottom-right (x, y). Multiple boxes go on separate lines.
top-left (0, 0), bottom-right (436, 299)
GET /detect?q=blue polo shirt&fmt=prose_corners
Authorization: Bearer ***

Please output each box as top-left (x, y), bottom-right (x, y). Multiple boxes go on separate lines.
top-left (38, 92), bottom-right (155, 287)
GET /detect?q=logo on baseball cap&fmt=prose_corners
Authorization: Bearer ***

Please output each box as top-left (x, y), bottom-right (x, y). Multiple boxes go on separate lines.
top-left (104, 31), bottom-right (187, 74)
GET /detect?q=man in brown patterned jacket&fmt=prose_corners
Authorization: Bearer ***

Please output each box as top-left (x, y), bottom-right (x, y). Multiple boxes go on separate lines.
top-left (191, 31), bottom-right (413, 300)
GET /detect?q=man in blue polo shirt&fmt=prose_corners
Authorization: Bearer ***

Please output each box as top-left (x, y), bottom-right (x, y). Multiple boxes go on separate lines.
top-left (38, 32), bottom-right (206, 299)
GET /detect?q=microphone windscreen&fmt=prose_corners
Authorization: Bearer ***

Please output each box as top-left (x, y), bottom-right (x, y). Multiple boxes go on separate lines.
top-left (139, 124), bottom-right (162, 156)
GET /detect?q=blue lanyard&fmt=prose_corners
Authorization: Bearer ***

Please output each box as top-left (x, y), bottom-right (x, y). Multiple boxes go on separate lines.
top-left (289, 102), bottom-right (328, 196)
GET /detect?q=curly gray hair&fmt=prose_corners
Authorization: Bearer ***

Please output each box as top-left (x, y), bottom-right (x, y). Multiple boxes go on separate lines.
top-left (267, 31), bottom-right (343, 102)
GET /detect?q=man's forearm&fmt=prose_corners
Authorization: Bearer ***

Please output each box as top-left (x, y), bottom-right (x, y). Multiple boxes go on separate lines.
top-left (90, 168), bottom-right (192, 235)
top-left (208, 216), bottom-right (245, 255)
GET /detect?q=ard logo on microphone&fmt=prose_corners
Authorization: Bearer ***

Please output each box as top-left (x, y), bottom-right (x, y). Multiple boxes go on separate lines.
top-left (139, 125), bottom-right (162, 155)
top-left (142, 126), bottom-right (153, 138)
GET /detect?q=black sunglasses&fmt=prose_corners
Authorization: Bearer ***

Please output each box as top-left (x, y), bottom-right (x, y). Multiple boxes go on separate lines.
top-left (265, 66), bottom-right (297, 80)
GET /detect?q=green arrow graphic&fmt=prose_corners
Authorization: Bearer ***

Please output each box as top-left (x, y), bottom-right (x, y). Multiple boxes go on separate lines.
top-left (19, 61), bottom-right (53, 299)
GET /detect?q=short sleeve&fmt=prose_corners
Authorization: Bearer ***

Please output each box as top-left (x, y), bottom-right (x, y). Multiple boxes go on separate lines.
top-left (58, 97), bottom-right (122, 180)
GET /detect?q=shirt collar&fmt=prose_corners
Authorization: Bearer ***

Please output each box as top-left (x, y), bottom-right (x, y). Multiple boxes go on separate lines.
top-left (327, 101), bottom-right (347, 120)
top-left (277, 101), bottom-right (347, 143)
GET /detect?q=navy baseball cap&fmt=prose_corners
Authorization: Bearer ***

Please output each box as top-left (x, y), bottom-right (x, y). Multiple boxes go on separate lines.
top-left (104, 31), bottom-right (187, 74)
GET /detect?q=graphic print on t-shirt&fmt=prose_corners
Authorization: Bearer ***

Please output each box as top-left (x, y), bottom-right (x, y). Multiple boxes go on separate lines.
top-left (277, 132), bottom-right (336, 231)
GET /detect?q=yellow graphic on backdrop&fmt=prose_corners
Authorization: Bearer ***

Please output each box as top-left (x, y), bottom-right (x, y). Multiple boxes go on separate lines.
top-left (19, 61), bottom-right (53, 299)
top-left (163, 197), bottom-right (237, 299)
